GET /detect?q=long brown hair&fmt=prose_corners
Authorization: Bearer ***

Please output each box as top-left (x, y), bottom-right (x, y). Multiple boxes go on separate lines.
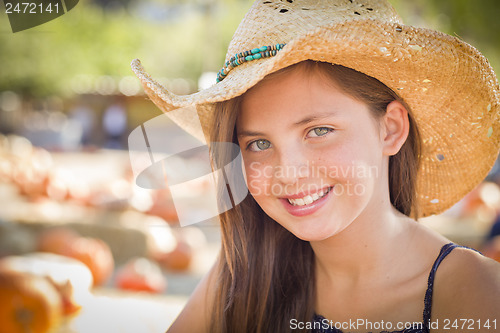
top-left (209, 61), bottom-right (422, 332)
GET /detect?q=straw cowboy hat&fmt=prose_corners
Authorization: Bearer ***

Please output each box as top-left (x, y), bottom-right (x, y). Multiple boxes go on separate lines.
top-left (131, 0), bottom-right (500, 217)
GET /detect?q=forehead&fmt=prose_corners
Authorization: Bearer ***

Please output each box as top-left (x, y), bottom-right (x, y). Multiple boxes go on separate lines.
top-left (242, 64), bottom-right (331, 105)
top-left (237, 66), bottom-right (370, 130)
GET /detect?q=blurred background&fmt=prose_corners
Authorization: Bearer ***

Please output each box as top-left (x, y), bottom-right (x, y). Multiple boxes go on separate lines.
top-left (0, 0), bottom-right (499, 332)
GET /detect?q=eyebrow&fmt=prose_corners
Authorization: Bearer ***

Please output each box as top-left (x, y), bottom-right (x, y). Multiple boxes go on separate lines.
top-left (237, 112), bottom-right (336, 138)
top-left (294, 112), bottom-right (335, 127)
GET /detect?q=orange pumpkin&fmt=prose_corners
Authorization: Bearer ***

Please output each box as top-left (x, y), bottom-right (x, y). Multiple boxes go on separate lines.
top-left (482, 236), bottom-right (500, 262)
top-left (63, 237), bottom-right (114, 286)
top-left (158, 240), bottom-right (193, 272)
top-left (154, 227), bottom-right (205, 272)
top-left (37, 227), bottom-right (79, 255)
top-left (0, 270), bottom-right (62, 333)
top-left (38, 229), bottom-right (114, 287)
top-left (0, 253), bottom-right (93, 316)
top-left (115, 257), bottom-right (167, 293)
top-left (147, 189), bottom-right (179, 223)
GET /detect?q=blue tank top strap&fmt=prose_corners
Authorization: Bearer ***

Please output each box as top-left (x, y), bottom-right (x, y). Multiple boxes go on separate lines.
top-left (421, 242), bottom-right (482, 333)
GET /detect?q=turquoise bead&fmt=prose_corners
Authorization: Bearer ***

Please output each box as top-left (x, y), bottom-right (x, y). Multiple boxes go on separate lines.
top-left (216, 43), bottom-right (287, 83)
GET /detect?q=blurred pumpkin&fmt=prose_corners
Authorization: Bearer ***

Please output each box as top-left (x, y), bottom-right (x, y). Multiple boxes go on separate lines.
top-left (23, 148), bottom-right (53, 200)
top-left (143, 217), bottom-right (177, 262)
top-left (0, 253), bottom-right (93, 316)
top-left (158, 239), bottom-right (193, 272)
top-left (13, 162), bottom-right (48, 200)
top-left (0, 270), bottom-right (62, 333)
top-left (63, 237), bottom-right (114, 286)
top-left (147, 189), bottom-right (179, 223)
top-left (482, 235), bottom-right (500, 262)
top-left (155, 227), bottom-right (206, 272)
top-left (38, 229), bottom-right (114, 287)
top-left (0, 155), bottom-right (13, 183)
top-left (45, 176), bottom-right (68, 202)
top-left (66, 178), bottom-right (91, 206)
top-left (461, 182), bottom-right (500, 221)
top-left (37, 227), bottom-right (79, 255)
top-left (179, 226), bottom-right (207, 251)
top-left (114, 257), bottom-right (167, 293)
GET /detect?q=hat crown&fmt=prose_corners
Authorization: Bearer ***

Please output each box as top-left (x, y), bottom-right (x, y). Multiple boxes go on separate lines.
top-left (226, 0), bottom-right (402, 61)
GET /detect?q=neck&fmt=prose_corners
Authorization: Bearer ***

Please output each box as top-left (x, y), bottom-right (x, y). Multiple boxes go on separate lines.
top-left (310, 200), bottom-right (416, 286)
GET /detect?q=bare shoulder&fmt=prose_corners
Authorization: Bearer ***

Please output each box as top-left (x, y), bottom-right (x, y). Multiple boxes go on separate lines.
top-left (431, 246), bottom-right (500, 332)
top-left (166, 261), bottom-right (218, 333)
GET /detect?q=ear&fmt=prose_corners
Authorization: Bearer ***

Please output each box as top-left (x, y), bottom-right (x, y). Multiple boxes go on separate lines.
top-left (381, 100), bottom-right (410, 156)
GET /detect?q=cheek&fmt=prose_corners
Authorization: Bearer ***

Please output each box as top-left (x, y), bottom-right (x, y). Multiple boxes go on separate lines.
top-left (243, 160), bottom-right (272, 196)
top-left (318, 143), bottom-right (379, 190)
top-left (316, 144), bottom-right (356, 176)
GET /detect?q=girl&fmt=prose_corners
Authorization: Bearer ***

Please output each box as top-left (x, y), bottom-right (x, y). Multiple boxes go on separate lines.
top-left (132, 0), bottom-right (500, 332)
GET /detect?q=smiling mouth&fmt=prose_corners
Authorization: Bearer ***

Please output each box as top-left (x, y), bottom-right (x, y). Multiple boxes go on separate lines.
top-left (286, 187), bottom-right (333, 206)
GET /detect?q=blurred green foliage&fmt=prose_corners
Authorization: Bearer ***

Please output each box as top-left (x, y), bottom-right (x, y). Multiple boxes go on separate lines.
top-left (0, 0), bottom-right (252, 96)
top-left (0, 0), bottom-right (498, 97)
top-left (391, 0), bottom-right (500, 74)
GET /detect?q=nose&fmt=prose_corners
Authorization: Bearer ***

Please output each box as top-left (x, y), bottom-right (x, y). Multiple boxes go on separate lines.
top-left (274, 146), bottom-right (310, 185)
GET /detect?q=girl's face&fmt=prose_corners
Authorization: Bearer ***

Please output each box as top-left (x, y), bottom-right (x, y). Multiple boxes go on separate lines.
top-left (236, 67), bottom-right (391, 241)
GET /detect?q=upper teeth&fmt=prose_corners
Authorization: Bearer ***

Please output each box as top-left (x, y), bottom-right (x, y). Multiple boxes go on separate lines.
top-left (287, 188), bottom-right (331, 206)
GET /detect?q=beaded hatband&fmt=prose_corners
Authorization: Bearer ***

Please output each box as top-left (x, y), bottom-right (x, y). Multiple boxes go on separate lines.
top-left (216, 44), bottom-right (286, 83)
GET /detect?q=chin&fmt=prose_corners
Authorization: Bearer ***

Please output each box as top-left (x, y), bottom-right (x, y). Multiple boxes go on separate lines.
top-left (293, 232), bottom-right (332, 242)
top-left (285, 219), bottom-right (347, 242)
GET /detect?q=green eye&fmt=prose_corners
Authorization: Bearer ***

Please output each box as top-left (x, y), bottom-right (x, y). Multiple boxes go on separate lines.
top-left (248, 139), bottom-right (271, 151)
top-left (308, 127), bottom-right (332, 137)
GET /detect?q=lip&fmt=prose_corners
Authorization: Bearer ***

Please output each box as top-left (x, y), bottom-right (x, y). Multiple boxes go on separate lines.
top-left (280, 186), bottom-right (333, 217)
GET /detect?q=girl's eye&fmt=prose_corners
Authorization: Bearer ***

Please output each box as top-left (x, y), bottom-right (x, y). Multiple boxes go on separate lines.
top-left (307, 127), bottom-right (333, 138)
top-left (248, 139), bottom-right (271, 151)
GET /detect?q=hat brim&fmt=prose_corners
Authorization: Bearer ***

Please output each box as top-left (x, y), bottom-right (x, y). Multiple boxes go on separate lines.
top-left (132, 19), bottom-right (500, 217)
